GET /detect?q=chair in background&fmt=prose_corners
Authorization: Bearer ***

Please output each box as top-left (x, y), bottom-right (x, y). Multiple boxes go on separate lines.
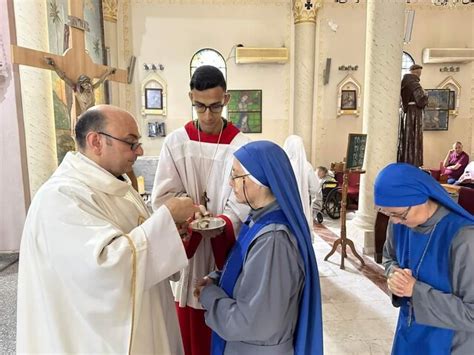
top-left (458, 187), bottom-right (474, 215)
top-left (335, 171), bottom-right (360, 209)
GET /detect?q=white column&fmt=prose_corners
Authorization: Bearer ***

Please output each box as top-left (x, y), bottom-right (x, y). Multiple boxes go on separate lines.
top-left (102, 0), bottom-right (120, 106)
top-left (348, 0), bottom-right (406, 254)
top-left (292, 0), bottom-right (320, 156)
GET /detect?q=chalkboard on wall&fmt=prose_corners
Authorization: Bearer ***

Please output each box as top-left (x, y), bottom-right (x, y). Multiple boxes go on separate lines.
top-left (345, 134), bottom-right (367, 170)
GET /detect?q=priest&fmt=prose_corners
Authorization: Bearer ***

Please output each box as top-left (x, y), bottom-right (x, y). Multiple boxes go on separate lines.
top-left (16, 105), bottom-right (199, 354)
top-left (151, 65), bottom-right (250, 355)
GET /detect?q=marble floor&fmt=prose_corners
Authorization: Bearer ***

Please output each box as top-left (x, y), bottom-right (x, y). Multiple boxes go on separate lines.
top-left (314, 213), bottom-right (397, 354)
top-left (0, 216), bottom-right (397, 354)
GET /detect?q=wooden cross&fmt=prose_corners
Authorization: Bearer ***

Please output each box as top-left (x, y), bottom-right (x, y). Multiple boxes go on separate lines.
top-left (11, 0), bottom-right (127, 122)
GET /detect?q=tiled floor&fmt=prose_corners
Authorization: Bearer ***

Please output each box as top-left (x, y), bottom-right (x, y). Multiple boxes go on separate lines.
top-left (315, 212), bottom-right (397, 354)
top-left (0, 215), bottom-right (398, 354)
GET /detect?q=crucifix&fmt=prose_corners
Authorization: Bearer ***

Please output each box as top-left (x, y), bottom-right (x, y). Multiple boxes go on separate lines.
top-left (11, 0), bottom-right (128, 129)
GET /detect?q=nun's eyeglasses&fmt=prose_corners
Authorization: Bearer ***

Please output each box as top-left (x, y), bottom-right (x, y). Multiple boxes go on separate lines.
top-left (230, 173), bottom-right (249, 181)
top-left (377, 206), bottom-right (412, 221)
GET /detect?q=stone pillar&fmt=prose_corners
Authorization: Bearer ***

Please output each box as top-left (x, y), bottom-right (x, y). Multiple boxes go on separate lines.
top-left (348, 0), bottom-right (406, 254)
top-left (102, 0), bottom-right (120, 106)
top-left (117, 0), bottom-right (134, 113)
top-left (292, 0), bottom-right (320, 157)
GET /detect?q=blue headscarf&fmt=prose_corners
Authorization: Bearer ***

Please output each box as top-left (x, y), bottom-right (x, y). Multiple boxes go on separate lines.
top-left (374, 163), bottom-right (474, 221)
top-left (233, 140), bottom-right (323, 355)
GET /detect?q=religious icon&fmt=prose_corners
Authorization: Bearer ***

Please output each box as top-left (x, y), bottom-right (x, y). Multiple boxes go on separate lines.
top-left (145, 88), bottom-right (163, 110)
top-left (227, 90), bottom-right (262, 133)
top-left (148, 122), bottom-right (158, 137)
top-left (341, 90), bottom-right (357, 110)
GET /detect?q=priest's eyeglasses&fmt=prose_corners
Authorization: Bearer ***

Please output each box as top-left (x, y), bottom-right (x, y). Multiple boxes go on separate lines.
top-left (193, 102), bottom-right (225, 114)
top-left (377, 206), bottom-right (412, 221)
top-left (98, 132), bottom-right (142, 151)
top-left (230, 173), bottom-right (249, 181)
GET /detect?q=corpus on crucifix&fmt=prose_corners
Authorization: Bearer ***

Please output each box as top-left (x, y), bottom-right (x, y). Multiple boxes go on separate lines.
top-left (11, 0), bottom-right (128, 129)
top-left (44, 56), bottom-right (116, 128)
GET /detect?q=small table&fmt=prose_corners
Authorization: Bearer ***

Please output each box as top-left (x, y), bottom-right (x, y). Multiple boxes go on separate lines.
top-left (441, 183), bottom-right (460, 203)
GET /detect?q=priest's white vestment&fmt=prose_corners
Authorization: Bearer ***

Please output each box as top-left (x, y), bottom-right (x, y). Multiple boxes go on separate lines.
top-left (151, 121), bottom-right (250, 309)
top-left (16, 152), bottom-right (187, 354)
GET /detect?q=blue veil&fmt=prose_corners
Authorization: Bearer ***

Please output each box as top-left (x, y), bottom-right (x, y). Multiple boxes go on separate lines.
top-left (374, 163), bottom-right (474, 221)
top-left (233, 140), bottom-right (323, 354)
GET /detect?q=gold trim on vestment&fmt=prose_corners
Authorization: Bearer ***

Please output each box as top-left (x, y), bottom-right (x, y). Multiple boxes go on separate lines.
top-left (123, 234), bottom-right (137, 355)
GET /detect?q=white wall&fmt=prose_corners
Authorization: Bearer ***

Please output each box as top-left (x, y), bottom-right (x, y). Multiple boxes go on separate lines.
top-left (130, 1), bottom-right (292, 156)
top-left (405, 6), bottom-right (474, 169)
top-left (313, 2), bottom-right (473, 170)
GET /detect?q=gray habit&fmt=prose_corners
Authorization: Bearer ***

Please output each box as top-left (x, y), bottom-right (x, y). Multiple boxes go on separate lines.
top-left (200, 202), bottom-right (305, 355)
top-left (383, 206), bottom-right (474, 355)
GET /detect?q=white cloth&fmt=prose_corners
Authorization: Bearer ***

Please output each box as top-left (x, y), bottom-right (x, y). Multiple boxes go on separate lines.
top-left (283, 135), bottom-right (315, 227)
top-left (17, 152), bottom-right (187, 354)
top-left (152, 126), bottom-right (250, 308)
top-left (463, 161), bottom-right (474, 175)
top-left (458, 161), bottom-right (474, 183)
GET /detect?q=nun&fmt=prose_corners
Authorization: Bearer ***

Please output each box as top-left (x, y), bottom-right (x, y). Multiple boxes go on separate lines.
top-left (194, 140), bottom-right (323, 355)
top-left (375, 163), bottom-right (474, 355)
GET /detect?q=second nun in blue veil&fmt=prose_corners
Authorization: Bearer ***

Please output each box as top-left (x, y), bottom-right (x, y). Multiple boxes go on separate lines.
top-left (375, 163), bottom-right (474, 355)
top-left (194, 140), bottom-right (323, 355)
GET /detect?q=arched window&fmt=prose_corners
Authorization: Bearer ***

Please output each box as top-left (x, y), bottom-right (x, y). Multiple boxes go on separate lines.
top-left (401, 51), bottom-right (415, 78)
top-left (190, 48), bottom-right (227, 119)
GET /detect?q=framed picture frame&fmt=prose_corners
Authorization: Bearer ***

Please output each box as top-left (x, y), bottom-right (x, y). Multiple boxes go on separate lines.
top-left (148, 121), bottom-right (167, 137)
top-left (148, 122), bottom-right (158, 137)
top-left (157, 122), bottom-right (166, 137)
top-left (145, 88), bottom-right (163, 110)
top-left (341, 90), bottom-right (357, 110)
top-left (426, 89), bottom-right (450, 110)
top-left (424, 89), bottom-right (449, 131)
top-left (227, 90), bottom-right (262, 133)
top-left (423, 110), bottom-right (449, 131)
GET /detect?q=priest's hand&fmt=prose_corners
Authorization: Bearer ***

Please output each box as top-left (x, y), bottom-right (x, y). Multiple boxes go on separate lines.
top-left (176, 220), bottom-right (192, 241)
top-left (193, 276), bottom-right (214, 299)
top-left (194, 204), bottom-right (211, 220)
top-left (165, 197), bottom-right (200, 223)
top-left (387, 267), bottom-right (415, 297)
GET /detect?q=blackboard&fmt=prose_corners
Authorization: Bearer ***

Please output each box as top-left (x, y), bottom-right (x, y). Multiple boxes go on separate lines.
top-left (345, 134), bottom-right (367, 170)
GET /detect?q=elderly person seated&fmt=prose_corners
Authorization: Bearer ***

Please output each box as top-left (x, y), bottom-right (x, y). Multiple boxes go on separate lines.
top-left (442, 142), bottom-right (469, 184)
top-left (193, 141), bottom-right (323, 355)
top-left (375, 163), bottom-right (474, 355)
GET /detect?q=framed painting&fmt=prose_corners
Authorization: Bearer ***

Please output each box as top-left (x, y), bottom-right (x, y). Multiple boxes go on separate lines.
top-left (423, 110), bottom-right (449, 131)
top-left (426, 89), bottom-right (450, 110)
top-left (227, 90), bottom-right (262, 133)
top-left (424, 89), bottom-right (449, 131)
top-left (145, 88), bottom-right (163, 110)
top-left (148, 122), bottom-right (158, 137)
top-left (341, 90), bottom-right (357, 110)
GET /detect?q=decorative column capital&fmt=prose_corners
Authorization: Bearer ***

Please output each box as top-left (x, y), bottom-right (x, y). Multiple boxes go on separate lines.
top-left (102, 0), bottom-right (118, 23)
top-left (292, 0), bottom-right (322, 24)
